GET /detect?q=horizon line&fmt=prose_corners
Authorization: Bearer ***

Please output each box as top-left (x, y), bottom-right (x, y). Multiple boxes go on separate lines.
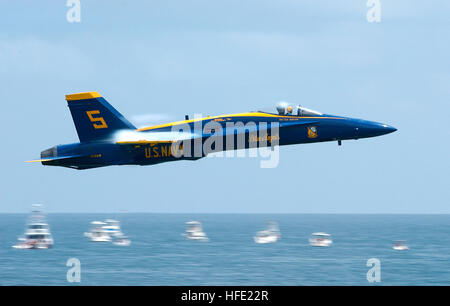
top-left (0, 212), bottom-right (449, 215)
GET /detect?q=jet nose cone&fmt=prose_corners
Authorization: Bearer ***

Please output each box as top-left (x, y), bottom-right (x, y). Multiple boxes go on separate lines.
top-left (354, 120), bottom-right (397, 138)
top-left (382, 124), bottom-right (397, 134)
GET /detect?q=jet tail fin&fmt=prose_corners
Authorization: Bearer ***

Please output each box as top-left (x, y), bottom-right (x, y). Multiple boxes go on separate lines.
top-left (66, 92), bottom-right (136, 142)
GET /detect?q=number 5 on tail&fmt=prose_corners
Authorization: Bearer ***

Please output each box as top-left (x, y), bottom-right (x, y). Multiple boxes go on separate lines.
top-left (86, 110), bottom-right (108, 129)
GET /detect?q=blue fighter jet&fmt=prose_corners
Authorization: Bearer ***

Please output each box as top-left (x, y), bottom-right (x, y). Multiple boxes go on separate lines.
top-left (27, 92), bottom-right (396, 170)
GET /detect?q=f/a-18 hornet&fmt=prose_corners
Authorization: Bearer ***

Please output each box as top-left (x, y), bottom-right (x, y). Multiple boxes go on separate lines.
top-left (27, 92), bottom-right (396, 169)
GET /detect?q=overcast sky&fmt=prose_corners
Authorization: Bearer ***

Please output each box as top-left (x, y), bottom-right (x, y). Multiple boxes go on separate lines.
top-left (0, 1), bottom-right (448, 213)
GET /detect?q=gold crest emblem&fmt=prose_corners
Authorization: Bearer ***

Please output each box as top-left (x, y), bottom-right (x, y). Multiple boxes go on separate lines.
top-left (307, 126), bottom-right (318, 138)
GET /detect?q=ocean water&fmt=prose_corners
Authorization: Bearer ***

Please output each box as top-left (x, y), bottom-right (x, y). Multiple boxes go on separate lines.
top-left (0, 214), bottom-right (449, 286)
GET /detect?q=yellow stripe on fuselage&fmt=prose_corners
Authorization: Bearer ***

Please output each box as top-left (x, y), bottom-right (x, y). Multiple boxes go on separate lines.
top-left (25, 159), bottom-right (52, 163)
top-left (116, 140), bottom-right (175, 145)
top-left (65, 92), bottom-right (102, 101)
top-left (136, 112), bottom-right (341, 131)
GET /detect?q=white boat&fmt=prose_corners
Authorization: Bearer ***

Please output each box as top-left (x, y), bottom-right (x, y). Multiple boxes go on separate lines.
top-left (393, 240), bottom-right (409, 251)
top-left (85, 219), bottom-right (130, 244)
top-left (13, 204), bottom-right (54, 249)
top-left (254, 221), bottom-right (281, 244)
top-left (183, 221), bottom-right (209, 241)
top-left (113, 235), bottom-right (131, 246)
top-left (309, 232), bottom-right (332, 247)
top-left (103, 219), bottom-right (123, 237)
top-left (84, 221), bottom-right (111, 242)
top-left (12, 238), bottom-right (33, 249)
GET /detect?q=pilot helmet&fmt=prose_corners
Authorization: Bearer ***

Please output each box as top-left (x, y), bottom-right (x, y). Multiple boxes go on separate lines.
top-left (276, 101), bottom-right (289, 115)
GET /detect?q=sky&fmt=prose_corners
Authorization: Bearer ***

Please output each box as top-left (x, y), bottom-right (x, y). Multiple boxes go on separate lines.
top-left (0, 0), bottom-right (448, 213)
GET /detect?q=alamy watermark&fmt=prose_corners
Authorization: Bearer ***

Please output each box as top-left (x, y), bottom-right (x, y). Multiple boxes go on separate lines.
top-left (120, 114), bottom-right (282, 168)
top-left (66, 0), bottom-right (81, 23)
top-left (66, 257), bottom-right (81, 283)
top-left (168, 115), bottom-right (280, 168)
top-left (366, 0), bottom-right (381, 23)
top-left (366, 258), bottom-right (381, 283)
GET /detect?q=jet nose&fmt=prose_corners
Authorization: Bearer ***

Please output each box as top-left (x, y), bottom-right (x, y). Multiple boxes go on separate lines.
top-left (355, 120), bottom-right (397, 138)
top-left (383, 125), bottom-right (397, 134)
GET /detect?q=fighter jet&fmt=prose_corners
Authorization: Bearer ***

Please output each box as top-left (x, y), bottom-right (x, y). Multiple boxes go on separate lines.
top-left (27, 92), bottom-right (396, 170)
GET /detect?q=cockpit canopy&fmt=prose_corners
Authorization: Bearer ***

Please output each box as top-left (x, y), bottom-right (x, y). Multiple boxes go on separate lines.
top-left (260, 102), bottom-right (322, 117)
top-left (275, 102), bottom-right (322, 116)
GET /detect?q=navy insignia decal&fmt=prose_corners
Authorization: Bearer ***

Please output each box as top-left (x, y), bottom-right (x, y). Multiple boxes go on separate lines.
top-left (307, 126), bottom-right (318, 138)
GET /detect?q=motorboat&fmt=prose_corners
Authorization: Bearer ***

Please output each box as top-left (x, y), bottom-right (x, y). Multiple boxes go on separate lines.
top-left (12, 237), bottom-right (34, 249)
top-left (103, 219), bottom-right (123, 237)
top-left (84, 221), bottom-right (111, 242)
top-left (85, 219), bottom-right (130, 244)
top-left (254, 221), bottom-right (281, 244)
top-left (393, 240), bottom-right (409, 251)
top-left (13, 204), bottom-right (54, 249)
top-left (113, 234), bottom-right (131, 246)
top-left (309, 232), bottom-right (332, 247)
top-left (183, 221), bottom-right (209, 241)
